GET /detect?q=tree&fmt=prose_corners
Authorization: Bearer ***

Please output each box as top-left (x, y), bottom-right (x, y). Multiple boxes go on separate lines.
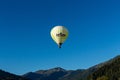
top-left (96, 76), bottom-right (109, 80)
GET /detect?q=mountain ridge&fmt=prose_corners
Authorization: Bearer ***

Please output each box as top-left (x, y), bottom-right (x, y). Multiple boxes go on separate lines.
top-left (23, 55), bottom-right (120, 80)
top-left (0, 69), bottom-right (29, 80)
top-left (1, 55), bottom-right (120, 80)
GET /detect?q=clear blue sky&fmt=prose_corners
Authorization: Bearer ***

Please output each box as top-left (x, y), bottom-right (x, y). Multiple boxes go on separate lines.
top-left (0, 0), bottom-right (120, 75)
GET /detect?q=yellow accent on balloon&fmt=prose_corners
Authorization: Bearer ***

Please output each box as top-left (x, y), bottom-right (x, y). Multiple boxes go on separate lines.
top-left (50, 26), bottom-right (68, 47)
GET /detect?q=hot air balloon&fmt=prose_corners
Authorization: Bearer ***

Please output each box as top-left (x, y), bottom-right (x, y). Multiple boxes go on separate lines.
top-left (50, 26), bottom-right (68, 48)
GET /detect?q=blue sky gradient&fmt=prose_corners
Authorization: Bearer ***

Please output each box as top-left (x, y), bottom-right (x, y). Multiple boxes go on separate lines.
top-left (0, 0), bottom-right (120, 75)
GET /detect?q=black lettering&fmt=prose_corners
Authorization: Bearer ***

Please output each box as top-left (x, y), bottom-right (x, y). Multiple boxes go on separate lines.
top-left (56, 33), bottom-right (66, 37)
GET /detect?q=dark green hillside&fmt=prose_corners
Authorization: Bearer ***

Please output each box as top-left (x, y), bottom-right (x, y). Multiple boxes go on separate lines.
top-left (91, 55), bottom-right (120, 80)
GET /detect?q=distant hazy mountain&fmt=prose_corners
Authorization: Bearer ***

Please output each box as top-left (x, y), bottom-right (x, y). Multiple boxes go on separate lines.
top-left (23, 55), bottom-right (120, 80)
top-left (23, 67), bottom-right (85, 80)
top-left (0, 69), bottom-right (29, 80)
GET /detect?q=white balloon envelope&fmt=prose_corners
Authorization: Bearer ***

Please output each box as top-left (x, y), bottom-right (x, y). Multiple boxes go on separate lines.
top-left (50, 26), bottom-right (69, 48)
